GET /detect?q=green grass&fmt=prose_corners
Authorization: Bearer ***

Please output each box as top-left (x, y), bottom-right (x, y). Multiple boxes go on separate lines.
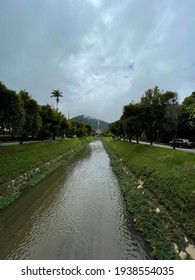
top-left (0, 192), bottom-right (21, 209)
top-left (0, 137), bottom-right (93, 185)
top-left (0, 137), bottom-right (93, 209)
top-left (102, 137), bottom-right (195, 259)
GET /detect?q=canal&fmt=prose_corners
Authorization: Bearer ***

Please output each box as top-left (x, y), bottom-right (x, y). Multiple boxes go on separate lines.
top-left (0, 140), bottom-right (151, 259)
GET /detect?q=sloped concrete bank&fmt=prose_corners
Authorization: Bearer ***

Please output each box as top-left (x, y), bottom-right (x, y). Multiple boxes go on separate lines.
top-left (0, 138), bottom-right (93, 209)
top-left (102, 138), bottom-right (195, 260)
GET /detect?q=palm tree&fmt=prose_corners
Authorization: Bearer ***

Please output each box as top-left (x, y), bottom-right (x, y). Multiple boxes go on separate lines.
top-left (50, 89), bottom-right (63, 110)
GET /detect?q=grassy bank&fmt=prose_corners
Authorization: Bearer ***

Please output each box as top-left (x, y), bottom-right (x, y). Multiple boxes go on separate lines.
top-left (102, 137), bottom-right (195, 259)
top-left (0, 137), bottom-right (93, 209)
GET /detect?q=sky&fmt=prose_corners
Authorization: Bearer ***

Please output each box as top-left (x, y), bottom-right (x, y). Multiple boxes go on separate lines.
top-left (0, 0), bottom-right (195, 123)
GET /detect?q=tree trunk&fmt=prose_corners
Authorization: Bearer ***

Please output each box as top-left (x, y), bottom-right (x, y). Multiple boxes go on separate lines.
top-left (20, 136), bottom-right (23, 144)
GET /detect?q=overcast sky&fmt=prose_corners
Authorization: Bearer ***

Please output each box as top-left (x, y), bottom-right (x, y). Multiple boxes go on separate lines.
top-left (0, 0), bottom-right (194, 122)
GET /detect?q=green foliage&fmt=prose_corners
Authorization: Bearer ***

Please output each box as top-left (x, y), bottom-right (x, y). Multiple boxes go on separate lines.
top-left (50, 89), bottom-right (63, 110)
top-left (0, 82), bottom-right (92, 142)
top-left (101, 130), bottom-right (113, 137)
top-left (121, 103), bottom-right (143, 142)
top-left (109, 86), bottom-right (195, 144)
top-left (0, 82), bottom-right (25, 137)
top-left (109, 120), bottom-right (123, 138)
top-left (178, 92), bottom-right (195, 141)
top-left (139, 86), bottom-right (178, 144)
top-left (19, 90), bottom-right (42, 140)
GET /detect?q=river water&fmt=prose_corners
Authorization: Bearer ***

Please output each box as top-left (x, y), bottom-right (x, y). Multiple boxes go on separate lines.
top-left (0, 140), bottom-right (150, 260)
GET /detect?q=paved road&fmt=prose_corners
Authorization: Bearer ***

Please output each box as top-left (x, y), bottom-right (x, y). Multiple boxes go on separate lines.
top-left (0, 141), bottom-right (41, 146)
top-left (0, 138), bottom-right (65, 146)
top-left (132, 140), bottom-right (195, 154)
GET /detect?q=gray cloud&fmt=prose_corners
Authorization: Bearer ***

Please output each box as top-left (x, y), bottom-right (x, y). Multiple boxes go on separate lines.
top-left (0, 0), bottom-right (194, 122)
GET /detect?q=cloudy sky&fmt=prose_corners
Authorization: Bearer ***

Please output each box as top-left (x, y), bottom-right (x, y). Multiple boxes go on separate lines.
top-left (0, 0), bottom-right (194, 122)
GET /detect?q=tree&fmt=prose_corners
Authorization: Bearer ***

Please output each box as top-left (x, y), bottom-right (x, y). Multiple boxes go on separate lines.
top-left (109, 120), bottom-right (123, 138)
top-left (60, 118), bottom-right (70, 138)
top-left (85, 123), bottom-right (92, 135)
top-left (121, 103), bottom-right (143, 143)
top-left (181, 93), bottom-right (195, 126)
top-left (178, 92), bottom-right (195, 141)
top-left (163, 103), bottom-right (179, 148)
top-left (38, 104), bottom-right (69, 140)
top-left (19, 90), bottom-right (42, 141)
top-left (50, 89), bottom-right (63, 111)
top-left (75, 121), bottom-right (86, 137)
top-left (38, 105), bottom-right (56, 140)
top-left (68, 120), bottom-right (77, 137)
top-left (38, 105), bottom-right (62, 140)
top-left (0, 82), bottom-right (25, 139)
top-left (140, 86), bottom-right (178, 145)
top-left (140, 86), bottom-right (162, 145)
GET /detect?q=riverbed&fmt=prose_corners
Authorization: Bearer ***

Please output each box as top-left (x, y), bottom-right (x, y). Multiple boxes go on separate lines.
top-left (0, 140), bottom-right (150, 259)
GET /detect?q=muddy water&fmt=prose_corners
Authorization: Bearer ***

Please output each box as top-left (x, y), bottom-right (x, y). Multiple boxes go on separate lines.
top-left (0, 140), bottom-right (150, 260)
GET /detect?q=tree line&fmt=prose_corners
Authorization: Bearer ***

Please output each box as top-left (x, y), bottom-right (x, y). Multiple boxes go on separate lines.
top-left (109, 86), bottom-right (195, 145)
top-left (0, 82), bottom-right (92, 143)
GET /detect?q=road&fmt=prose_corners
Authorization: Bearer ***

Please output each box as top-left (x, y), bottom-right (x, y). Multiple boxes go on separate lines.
top-left (131, 140), bottom-right (195, 154)
top-left (1, 139), bottom-right (195, 154)
top-left (0, 140), bottom-right (41, 146)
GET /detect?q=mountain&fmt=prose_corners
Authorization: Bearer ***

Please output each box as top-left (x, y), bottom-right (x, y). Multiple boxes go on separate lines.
top-left (71, 115), bottom-right (109, 130)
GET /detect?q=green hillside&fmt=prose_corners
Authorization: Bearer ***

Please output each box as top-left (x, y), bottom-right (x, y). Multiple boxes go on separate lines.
top-left (71, 115), bottom-right (109, 130)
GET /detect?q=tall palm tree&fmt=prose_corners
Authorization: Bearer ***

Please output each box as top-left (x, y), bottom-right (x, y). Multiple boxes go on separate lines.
top-left (50, 89), bottom-right (63, 110)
